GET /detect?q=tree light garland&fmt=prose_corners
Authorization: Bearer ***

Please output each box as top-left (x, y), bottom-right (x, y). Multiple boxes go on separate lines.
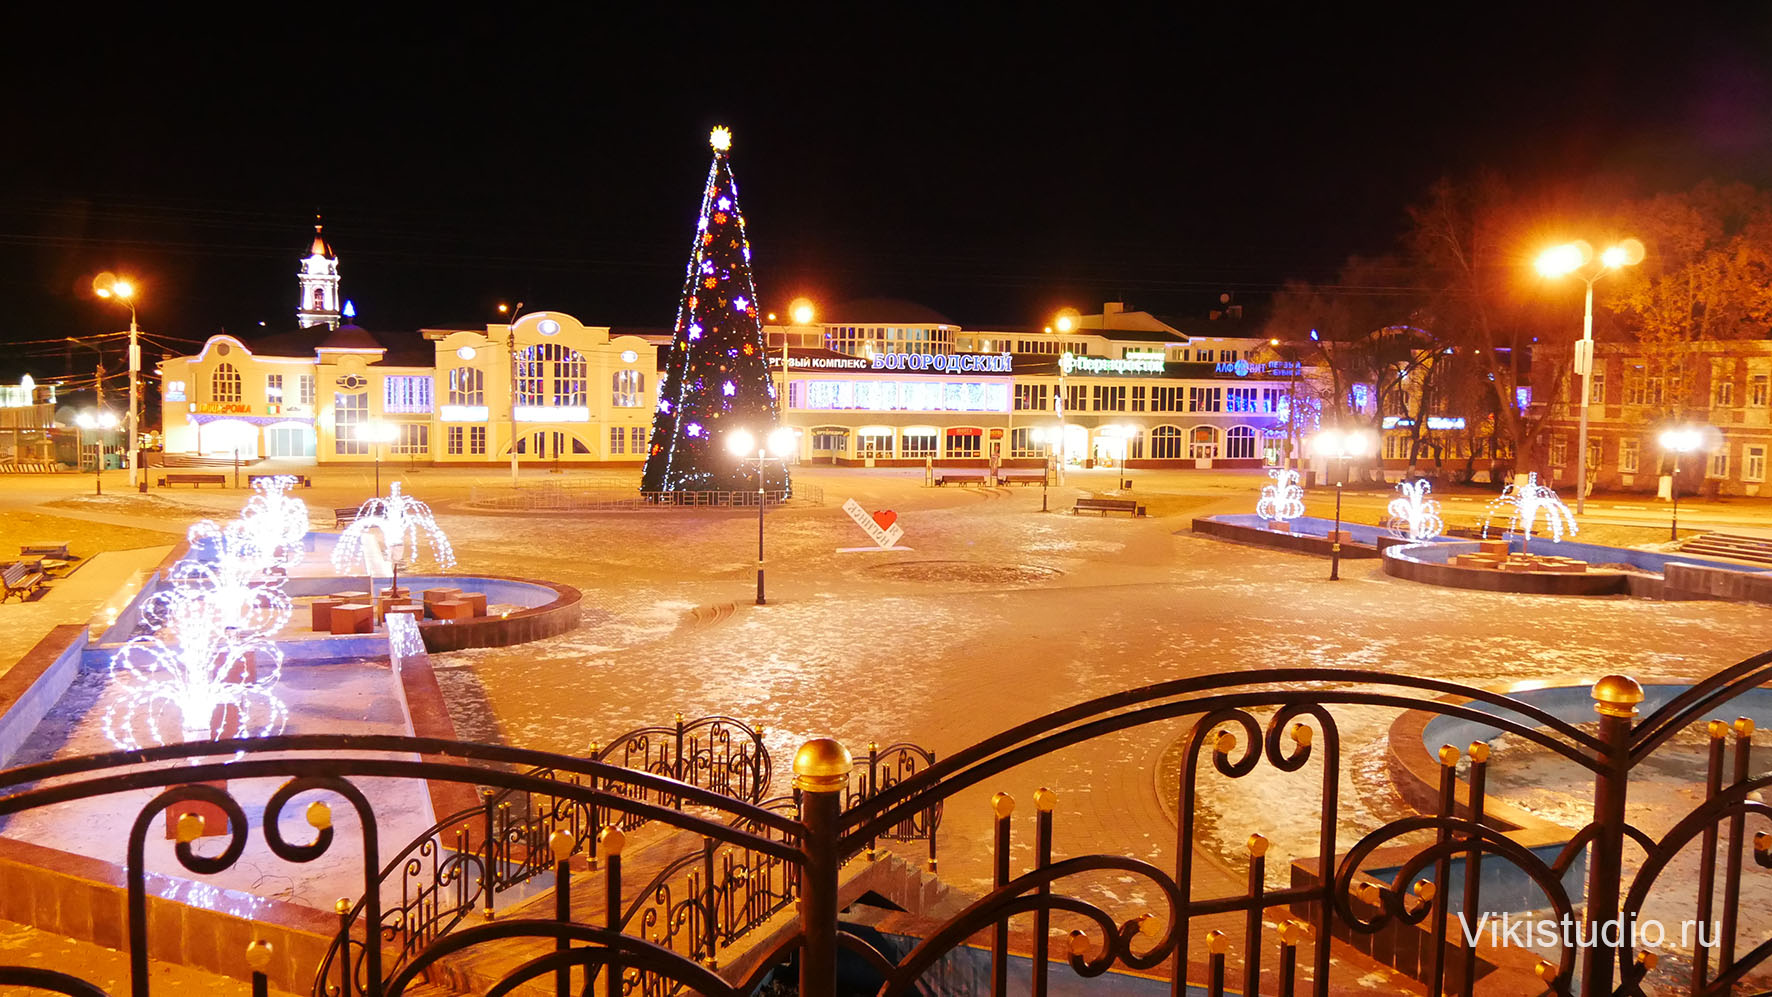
top-left (1386, 479), bottom-right (1445, 541)
top-left (1255, 467), bottom-right (1306, 522)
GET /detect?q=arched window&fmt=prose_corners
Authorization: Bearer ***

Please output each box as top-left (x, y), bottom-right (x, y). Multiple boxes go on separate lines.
top-left (516, 343), bottom-right (587, 408)
top-left (312, 287), bottom-right (325, 311)
top-left (447, 367), bottom-right (484, 406)
top-left (612, 370), bottom-right (645, 407)
top-left (211, 363), bottom-right (241, 403)
top-left (1189, 426), bottom-right (1220, 459)
top-left (1151, 425), bottom-right (1185, 460)
top-left (1225, 425), bottom-right (1257, 459)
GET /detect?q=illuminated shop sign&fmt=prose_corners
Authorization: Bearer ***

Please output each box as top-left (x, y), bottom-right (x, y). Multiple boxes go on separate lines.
top-left (192, 402), bottom-right (253, 415)
top-left (439, 405), bottom-right (490, 422)
top-left (1382, 416), bottom-right (1466, 431)
top-left (768, 355), bottom-right (872, 370)
top-left (801, 380), bottom-right (1009, 413)
top-left (1217, 359), bottom-right (1304, 377)
top-left (870, 352), bottom-right (1012, 373)
top-left (1060, 352), bottom-right (1163, 375)
top-left (515, 405), bottom-right (590, 422)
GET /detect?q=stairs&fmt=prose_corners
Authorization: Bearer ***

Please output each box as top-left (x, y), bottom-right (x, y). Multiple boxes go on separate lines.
top-left (1677, 532), bottom-right (1772, 567)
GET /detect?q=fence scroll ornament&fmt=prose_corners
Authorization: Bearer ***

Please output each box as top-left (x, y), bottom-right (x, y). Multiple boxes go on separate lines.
top-left (4, 658), bottom-right (1772, 995)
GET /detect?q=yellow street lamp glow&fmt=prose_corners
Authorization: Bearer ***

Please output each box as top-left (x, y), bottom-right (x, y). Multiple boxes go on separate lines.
top-left (1535, 243), bottom-right (1588, 278)
top-left (1659, 427), bottom-right (1702, 453)
top-left (1313, 427), bottom-right (1375, 459)
top-left (496, 302), bottom-right (510, 314)
top-left (710, 126), bottom-right (732, 152)
top-left (1054, 307), bottom-right (1081, 334)
top-left (766, 427), bottom-right (796, 457)
top-left (111, 280), bottom-right (135, 299)
top-left (789, 298), bottom-right (816, 325)
top-left (726, 428), bottom-right (755, 457)
top-left (1600, 246), bottom-right (1628, 268)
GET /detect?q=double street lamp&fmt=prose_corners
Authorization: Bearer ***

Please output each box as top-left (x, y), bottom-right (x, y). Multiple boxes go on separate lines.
top-left (726, 427), bottom-right (797, 606)
top-left (1535, 238), bottom-right (1645, 514)
top-left (1659, 426), bottom-right (1702, 541)
top-left (74, 409), bottom-right (119, 495)
top-left (1311, 427), bottom-right (1376, 581)
top-left (92, 274), bottom-right (142, 489)
top-left (350, 421), bottom-right (400, 495)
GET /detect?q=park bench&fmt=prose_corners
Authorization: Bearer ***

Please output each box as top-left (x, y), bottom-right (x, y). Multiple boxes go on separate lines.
top-left (935, 473), bottom-right (986, 486)
top-left (334, 507), bottom-right (362, 527)
top-left (1074, 497), bottom-right (1145, 517)
top-left (20, 543), bottom-right (70, 559)
top-left (997, 473), bottom-right (1046, 486)
top-left (248, 473), bottom-right (311, 487)
top-left (1, 562), bottom-right (45, 602)
top-left (159, 472), bottom-right (227, 487)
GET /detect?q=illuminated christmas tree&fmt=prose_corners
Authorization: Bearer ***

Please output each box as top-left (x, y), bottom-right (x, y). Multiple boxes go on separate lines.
top-left (641, 126), bottom-right (789, 494)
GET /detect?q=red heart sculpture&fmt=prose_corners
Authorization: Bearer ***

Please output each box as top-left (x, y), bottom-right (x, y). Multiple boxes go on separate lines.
top-left (871, 510), bottom-right (897, 530)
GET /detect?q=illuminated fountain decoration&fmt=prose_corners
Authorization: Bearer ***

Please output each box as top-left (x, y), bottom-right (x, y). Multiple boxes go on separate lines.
top-left (332, 482), bottom-right (456, 593)
top-left (1386, 479), bottom-right (1445, 541)
top-left (1255, 467), bottom-right (1306, 522)
top-left (105, 558), bottom-right (290, 749)
top-left (1482, 473), bottom-right (1577, 553)
top-left (236, 474), bottom-right (310, 571)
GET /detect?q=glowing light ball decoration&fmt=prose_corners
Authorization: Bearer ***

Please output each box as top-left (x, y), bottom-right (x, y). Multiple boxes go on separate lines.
top-left (1255, 467), bottom-right (1306, 522)
top-left (332, 482), bottom-right (455, 593)
top-left (640, 126), bottom-right (789, 495)
top-left (1386, 479), bottom-right (1445, 541)
top-left (237, 474), bottom-right (310, 571)
top-left (1482, 473), bottom-right (1577, 553)
top-left (105, 559), bottom-right (290, 749)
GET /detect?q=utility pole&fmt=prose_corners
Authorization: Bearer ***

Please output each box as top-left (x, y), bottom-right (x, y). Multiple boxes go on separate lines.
top-left (94, 358), bottom-right (106, 474)
top-left (128, 314), bottom-right (140, 488)
top-left (505, 302), bottom-right (524, 485)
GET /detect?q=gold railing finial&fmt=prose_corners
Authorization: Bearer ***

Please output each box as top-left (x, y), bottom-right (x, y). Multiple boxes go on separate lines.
top-left (991, 792), bottom-right (1015, 819)
top-left (307, 801), bottom-right (332, 830)
top-left (1033, 788), bottom-right (1057, 812)
top-left (1592, 675), bottom-right (1644, 718)
top-left (792, 738), bottom-right (853, 792)
top-left (599, 825), bottom-right (627, 856)
top-left (245, 938), bottom-right (273, 973)
top-left (549, 830), bottom-right (574, 863)
top-left (175, 813), bottom-right (205, 844)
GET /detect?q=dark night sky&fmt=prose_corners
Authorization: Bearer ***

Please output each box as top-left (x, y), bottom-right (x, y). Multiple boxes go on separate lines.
top-left (3, 6), bottom-right (1770, 382)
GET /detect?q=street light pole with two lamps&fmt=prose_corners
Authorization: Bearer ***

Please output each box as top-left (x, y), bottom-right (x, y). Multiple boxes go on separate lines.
top-left (726, 427), bottom-right (797, 606)
top-left (74, 410), bottom-right (118, 495)
top-left (1311, 427), bottom-right (1376, 581)
top-left (1658, 426), bottom-right (1701, 541)
top-left (1050, 308), bottom-right (1081, 486)
top-left (92, 274), bottom-right (142, 489)
top-left (1535, 238), bottom-right (1645, 514)
top-left (350, 421), bottom-right (400, 495)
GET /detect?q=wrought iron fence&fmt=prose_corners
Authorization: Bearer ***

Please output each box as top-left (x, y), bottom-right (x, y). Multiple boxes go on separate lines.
top-left (466, 483), bottom-right (822, 511)
top-left (3, 656), bottom-right (1772, 996)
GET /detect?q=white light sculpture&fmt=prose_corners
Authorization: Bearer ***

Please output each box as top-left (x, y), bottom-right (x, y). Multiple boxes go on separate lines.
top-left (332, 482), bottom-right (456, 594)
top-left (105, 558), bottom-right (290, 749)
top-left (1482, 473), bottom-right (1577, 553)
top-left (1256, 467), bottom-right (1306, 522)
top-left (237, 475), bottom-right (310, 571)
top-left (1386, 479), bottom-right (1445, 541)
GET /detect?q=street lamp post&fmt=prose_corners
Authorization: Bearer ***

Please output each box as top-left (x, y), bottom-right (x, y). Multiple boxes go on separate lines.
top-left (74, 410), bottom-right (118, 495)
top-left (726, 427), bottom-right (797, 606)
top-left (1535, 238), bottom-right (1645, 514)
top-left (500, 302), bottom-right (524, 484)
top-left (1659, 427), bottom-right (1701, 541)
top-left (92, 275), bottom-right (142, 489)
top-left (1312, 427), bottom-right (1377, 581)
top-left (351, 421), bottom-right (399, 496)
top-left (1052, 309), bottom-right (1081, 486)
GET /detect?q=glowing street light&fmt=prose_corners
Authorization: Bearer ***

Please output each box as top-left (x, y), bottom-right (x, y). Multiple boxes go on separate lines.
top-left (1658, 426), bottom-right (1702, 541)
top-left (1535, 237), bottom-right (1645, 514)
top-left (1312, 427), bottom-right (1376, 581)
top-left (726, 427), bottom-right (797, 605)
top-left (74, 409), bottom-right (119, 495)
top-left (92, 272), bottom-right (143, 489)
top-left (1050, 309), bottom-right (1082, 485)
top-left (350, 421), bottom-right (400, 495)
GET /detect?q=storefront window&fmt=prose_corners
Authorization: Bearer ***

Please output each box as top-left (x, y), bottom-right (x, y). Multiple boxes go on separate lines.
top-left (945, 429), bottom-right (982, 458)
top-left (902, 431), bottom-right (938, 458)
top-left (1189, 426), bottom-right (1220, 459)
top-left (1151, 425), bottom-right (1184, 459)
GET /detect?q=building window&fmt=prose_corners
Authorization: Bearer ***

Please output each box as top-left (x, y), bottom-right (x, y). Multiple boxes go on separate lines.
top-left (1009, 427), bottom-right (1042, 458)
top-left (312, 287), bottom-right (325, 311)
top-left (1715, 378), bottom-right (1735, 408)
top-left (1620, 438), bottom-right (1640, 474)
top-left (1746, 445), bottom-right (1766, 482)
top-left (1151, 425), bottom-right (1185, 460)
top-left (1225, 426), bottom-right (1257, 459)
top-left (1091, 385), bottom-right (1125, 411)
top-left (447, 426), bottom-right (464, 455)
top-left (630, 426), bottom-right (645, 453)
top-left (1131, 385), bottom-right (1146, 412)
top-left (1151, 386), bottom-right (1184, 412)
top-left (211, 363), bottom-right (241, 403)
top-left (1710, 451), bottom-right (1729, 479)
top-left (165, 380), bottom-right (187, 402)
top-left (856, 431), bottom-right (893, 457)
top-left (1752, 374), bottom-right (1770, 407)
top-left (1588, 371), bottom-right (1606, 405)
top-left (265, 374), bottom-right (283, 405)
top-left (1646, 375), bottom-right (1665, 407)
top-left (1225, 387), bottom-right (1258, 413)
top-left (1188, 387), bottom-right (1222, 413)
top-left (334, 392), bottom-right (368, 454)
top-left (1189, 426), bottom-right (1220, 459)
top-left (516, 343), bottom-right (587, 408)
top-left (299, 374), bottom-right (315, 407)
top-left (945, 428), bottom-right (982, 458)
top-left (609, 426), bottom-right (626, 454)
top-left (470, 426), bottom-right (487, 455)
top-left (385, 375), bottom-right (433, 414)
top-left (391, 424), bottom-right (428, 454)
top-left (613, 370), bottom-right (645, 407)
top-left (1065, 384), bottom-right (1087, 413)
top-left (1218, 349), bottom-right (1234, 362)
top-left (1013, 383), bottom-right (1048, 411)
top-left (902, 431), bottom-right (938, 458)
top-left (448, 367), bottom-right (484, 406)
top-left (1625, 367), bottom-right (1646, 405)
top-left (1549, 436), bottom-right (1568, 466)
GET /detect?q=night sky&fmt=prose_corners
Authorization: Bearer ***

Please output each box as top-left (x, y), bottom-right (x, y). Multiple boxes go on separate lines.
top-left (4, 7), bottom-right (1770, 384)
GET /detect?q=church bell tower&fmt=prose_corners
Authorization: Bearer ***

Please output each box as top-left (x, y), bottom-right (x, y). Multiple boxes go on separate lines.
top-left (297, 216), bottom-right (342, 329)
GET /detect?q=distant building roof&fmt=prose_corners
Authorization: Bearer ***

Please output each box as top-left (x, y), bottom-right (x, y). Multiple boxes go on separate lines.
top-left (826, 299), bottom-right (954, 326)
top-left (319, 325), bottom-right (384, 352)
top-left (307, 220), bottom-right (335, 258)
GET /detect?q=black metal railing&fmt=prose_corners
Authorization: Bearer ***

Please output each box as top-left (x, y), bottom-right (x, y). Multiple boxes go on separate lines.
top-left (3, 655), bottom-right (1772, 996)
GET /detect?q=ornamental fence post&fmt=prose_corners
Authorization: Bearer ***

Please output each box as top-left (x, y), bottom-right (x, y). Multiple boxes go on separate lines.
top-left (794, 738), bottom-right (852, 997)
top-left (1581, 675), bottom-right (1643, 996)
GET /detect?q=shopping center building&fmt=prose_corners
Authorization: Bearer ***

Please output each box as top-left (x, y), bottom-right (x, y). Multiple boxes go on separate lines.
top-left (158, 236), bottom-right (1299, 470)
